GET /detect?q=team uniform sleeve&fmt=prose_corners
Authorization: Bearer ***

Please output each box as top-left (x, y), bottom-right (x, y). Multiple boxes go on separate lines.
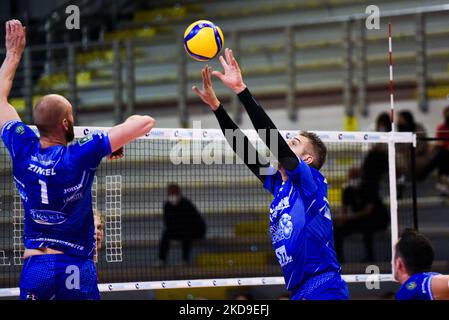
top-left (285, 159), bottom-right (318, 196)
top-left (70, 132), bottom-right (112, 168)
top-left (1, 120), bottom-right (39, 160)
top-left (262, 165), bottom-right (282, 195)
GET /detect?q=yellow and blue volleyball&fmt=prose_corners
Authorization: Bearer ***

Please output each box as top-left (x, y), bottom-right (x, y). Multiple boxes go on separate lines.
top-left (183, 20), bottom-right (224, 62)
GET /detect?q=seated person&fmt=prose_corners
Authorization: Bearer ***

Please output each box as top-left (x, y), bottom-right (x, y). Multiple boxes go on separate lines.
top-left (334, 113), bottom-right (390, 263)
top-left (159, 184), bottom-right (206, 266)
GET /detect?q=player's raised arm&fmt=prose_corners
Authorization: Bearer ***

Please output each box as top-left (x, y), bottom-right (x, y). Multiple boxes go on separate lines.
top-left (212, 48), bottom-right (299, 172)
top-left (108, 115), bottom-right (156, 153)
top-left (0, 20), bottom-right (26, 129)
top-left (192, 65), bottom-right (269, 183)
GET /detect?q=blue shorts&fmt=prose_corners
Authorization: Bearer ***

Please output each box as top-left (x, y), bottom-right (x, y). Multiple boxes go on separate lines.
top-left (291, 273), bottom-right (349, 300)
top-left (20, 253), bottom-right (100, 300)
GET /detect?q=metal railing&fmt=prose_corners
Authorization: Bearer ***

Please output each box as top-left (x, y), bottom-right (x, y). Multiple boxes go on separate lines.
top-left (2, 4), bottom-right (449, 127)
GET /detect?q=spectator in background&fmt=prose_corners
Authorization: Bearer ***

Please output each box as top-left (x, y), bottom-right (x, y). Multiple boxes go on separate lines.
top-left (334, 113), bottom-right (390, 263)
top-left (433, 106), bottom-right (449, 195)
top-left (396, 110), bottom-right (432, 180)
top-left (159, 184), bottom-right (206, 266)
top-left (397, 109), bottom-right (449, 195)
top-left (375, 112), bottom-right (392, 132)
top-left (436, 106), bottom-right (449, 149)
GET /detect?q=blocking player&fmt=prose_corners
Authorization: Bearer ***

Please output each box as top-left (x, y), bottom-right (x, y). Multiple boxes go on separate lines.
top-left (0, 20), bottom-right (155, 300)
top-left (395, 229), bottom-right (449, 300)
top-left (192, 49), bottom-right (348, 300)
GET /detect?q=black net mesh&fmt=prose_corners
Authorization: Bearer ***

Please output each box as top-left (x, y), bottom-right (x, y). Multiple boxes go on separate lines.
top-left (0, 131), bottom-right (415, 289)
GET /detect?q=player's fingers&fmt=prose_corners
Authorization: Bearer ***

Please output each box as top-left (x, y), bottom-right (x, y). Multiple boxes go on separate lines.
top-left (192, 86), bottom-right (202, 96)
top-left (205, 66), bottom-right (213, 87)
top-left (225, 48), bottom-right (232, 65)
top-left (211, 70), bottom-right (225, 82)
top-left (11, 20), bottom-right (18, 34)
top-left (203, 66), bottom-right (209, 87)
top-left (229, 49), bottom-right (238, 68)
top-left (218, 55), bottom-right (228, 71)
top-left (201, 67), bottom-right (208, 88)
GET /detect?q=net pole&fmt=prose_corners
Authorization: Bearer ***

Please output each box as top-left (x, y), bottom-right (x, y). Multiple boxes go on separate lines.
top-left (387, 22), bottom-right (399, 279)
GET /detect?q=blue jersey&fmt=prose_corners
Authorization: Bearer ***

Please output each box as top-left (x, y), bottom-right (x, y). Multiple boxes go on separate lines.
top-left (1, 120), bottom-right (111, 259)
top-left (396, 272), bottom-right (440, 300)
top-left (264, 159), bottom-right (347, 299)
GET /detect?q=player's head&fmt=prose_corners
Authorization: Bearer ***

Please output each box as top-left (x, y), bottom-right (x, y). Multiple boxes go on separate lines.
top-left (287, 131), bottom-right (327, 170)
top-left (93, 210), bottom-right (104, 250)
top-left (394, 229), bottom-right (434, 284)
top-left (32, 94), bottom-right (74, 144)
top-left (376, 112), bottom-right (391, 132)
top-left (167, 183), bottom-right (181, 205)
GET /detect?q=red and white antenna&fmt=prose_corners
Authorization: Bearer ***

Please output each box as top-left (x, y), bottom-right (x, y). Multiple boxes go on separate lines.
top-left (388, 22), bottom-right (395, 132)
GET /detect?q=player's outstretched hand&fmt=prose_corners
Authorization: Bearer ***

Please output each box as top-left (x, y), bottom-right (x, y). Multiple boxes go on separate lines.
top-left (212, 48), bottom-right (246, 94)
top-left (107, 146), bottom-right (124, 160)
top-left (5, 20), bottom-right (26, 57)
top-left (192, 65), bottom-right (221, 111)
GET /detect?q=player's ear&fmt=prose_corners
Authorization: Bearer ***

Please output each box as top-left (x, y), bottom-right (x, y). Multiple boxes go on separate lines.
top-left (302, 154), bottom-right (314, 166)
top-left (62, 118), bottom-right (69, 131)
top-left (396, 256), bottom-right (406, 274)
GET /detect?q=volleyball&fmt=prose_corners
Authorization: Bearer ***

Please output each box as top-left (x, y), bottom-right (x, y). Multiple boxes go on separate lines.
top-left (183, 20), bottom-right (224, 61)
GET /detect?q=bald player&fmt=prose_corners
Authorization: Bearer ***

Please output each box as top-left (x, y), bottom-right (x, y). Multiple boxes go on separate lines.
top-left (0, 20), bottom-right (155, 300)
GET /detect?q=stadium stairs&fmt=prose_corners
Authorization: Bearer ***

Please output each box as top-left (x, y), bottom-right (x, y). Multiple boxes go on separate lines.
top-left (8, 0), bottom-right (449, 124)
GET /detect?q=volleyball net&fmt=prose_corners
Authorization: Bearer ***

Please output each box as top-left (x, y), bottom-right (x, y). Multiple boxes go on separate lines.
top-left (0, 127), bottom-right (415, 296)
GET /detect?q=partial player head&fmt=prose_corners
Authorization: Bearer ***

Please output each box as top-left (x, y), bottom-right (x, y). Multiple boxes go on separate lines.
top-left (93, 210), bottom-right (104, 250)
top-left (394, 229), bottom-right (434, 283)
top-left (287, 131), bottom-right (327, 170)
top-left (32, 94), bottom-right (74, 143)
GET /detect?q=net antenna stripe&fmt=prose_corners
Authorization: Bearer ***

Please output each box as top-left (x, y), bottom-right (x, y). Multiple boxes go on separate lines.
top-left (388, 22), bottom-right (395, 132)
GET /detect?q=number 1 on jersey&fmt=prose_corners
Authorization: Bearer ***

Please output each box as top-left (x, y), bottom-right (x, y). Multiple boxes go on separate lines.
top-left (38, 180), bottom-right (49, 204)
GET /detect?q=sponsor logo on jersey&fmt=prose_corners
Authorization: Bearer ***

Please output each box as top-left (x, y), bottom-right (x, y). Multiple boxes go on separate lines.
top-left (27, 164), bottom-right (56, 176)
top-left (406, 281), bottom-right (417, 290)
top-left (30, 210), bottom-right (67, 225)
top-left (31, 155), bottom-right (55, 166)
top-left (63, 192), bottom-right (83, 204)
top-left (15, 125), bottom-right (25, 135)
top-left (275, 245), bottom-right (293, 267)
top-left (78, 134), bottom-right (94, 146)
top-left (270, 196), bottom-right (290, 218)
top-left (270, 213), bottom-right (294, 245)
top-left (5, 120), bottom-right (18, 131)
top-left (279, 213), bottom-right (294, 239)
top-left (64, 183), bottom-right (83, 194)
